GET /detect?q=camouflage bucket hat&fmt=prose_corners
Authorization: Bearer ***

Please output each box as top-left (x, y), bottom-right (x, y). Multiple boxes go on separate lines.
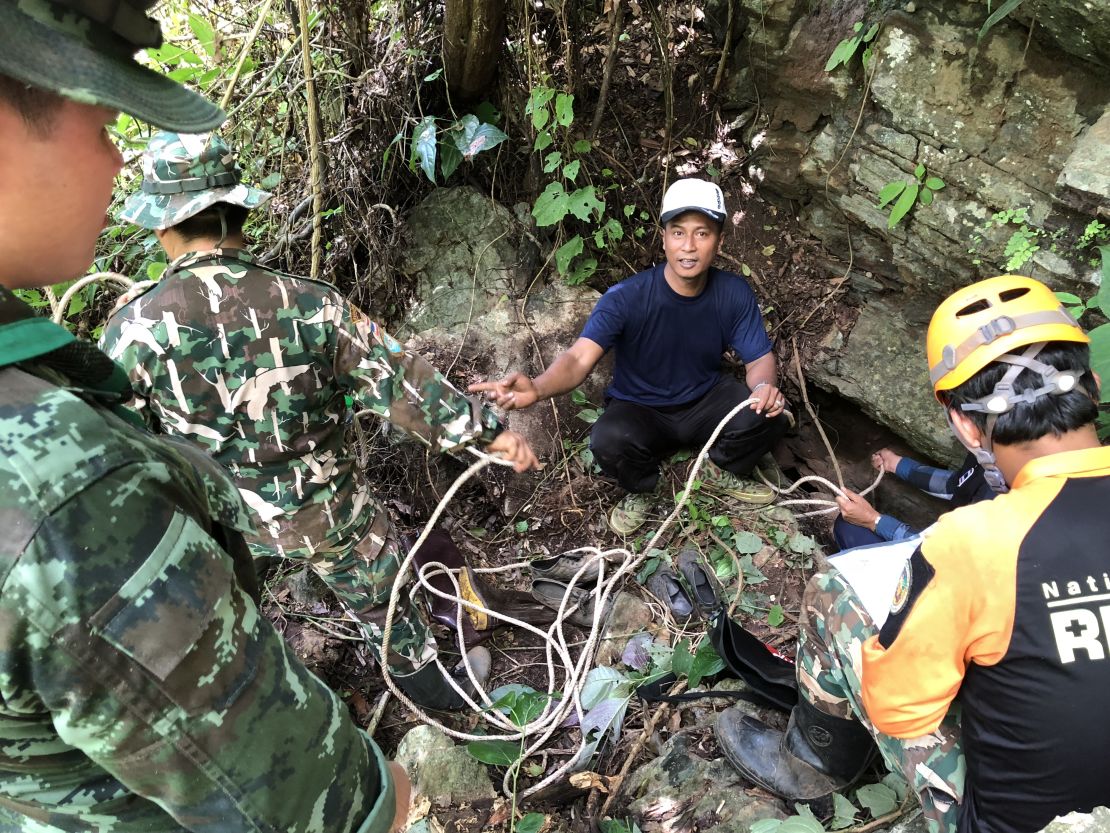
top-left (121, 131), bottom-right (272, 230)
top-left (0, 0), bottom-right (223, 132)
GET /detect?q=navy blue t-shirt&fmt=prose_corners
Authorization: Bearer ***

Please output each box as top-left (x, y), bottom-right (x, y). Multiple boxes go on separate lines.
top-left (580, 264), bottom-right (772, 406)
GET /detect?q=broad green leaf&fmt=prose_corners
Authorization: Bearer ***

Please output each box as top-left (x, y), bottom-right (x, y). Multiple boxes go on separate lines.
top-left (577, 408), bottom-right (600, 424)
top-left (861, 46), bottom-right (873, 69)
top-left (571, 389), bottom-right (588, 405)
top-left (925, 176), bottom-right (946, 190)
top-left (556, 234), bottom-right (585, 276)
top-left (146, 261), bottom-right (167, 281)
top-left (863, 22), bottom-right (879, 41)
top-left (567, 257), bottom-right (597, 285)
top-left (787, 532), bottom-right (816, 555)
top-left (777, 815), bottom-right (825, 833)
top-left (573, 139), bottom-right (593, 153)
top-left (856, 782), bottom-right (898, 817)
top-left (733, 530), bottom-right (763, 554)
top-left (555, 92), bottom-right (575, 127)
top-left (543, 151), bottom-right (563, 174)
top-left (636, 556), bottom-right (661, 584)
top-left (187, 14), bottom-right (216, 57)
top-left (565, 186), bottom-right (605, 222)
top-left (978, 0), bottom-right (1027, 42)
top-left (1087, 323), bottom-right (1110, 403)
top-left (411, 116), bottom-right (438, 182)
top-left (534, 130), bottom-right (554, 151)
top-left (423, 68), bottom-right (443, 82)
top-left (439, 142), bottom-right (463, 180)
top-left (563, 159), bottom-right (581, 182)
top-left (532, 181), bottom-right (570, 227)
top-left (517, 813), bottom-right (546, 833)
top-left (465, 739), bottom-right (519, 766)
top-left (825, 35), bottom-right (861, 71)
top-left (532, 107), bottom-right (550, 131)
top-left (474, 100), bottom-right (501, 125)
top-left (768, 604), bottom-right (785, 627)
top-left (882, 772), bottom-right (910, 802)
top-left (526, 85), bottom-right (555, 114)
top-left (688, 642), bottom-right (726, 687)
top-left (830, 793), bottom-right (859, 829)
top-left (919, 188), bottom-right (934, 206)
top-left (876, 181), bottom-right (906, 209)
top-left (887, 183), bottom-right (919, 228)
top-left (601, 217), bottom-right (624, 243)
top-left (914, 163), bottom-right (926, 179)
top-left (514, 520), bottom-right (529, 533)
top-left (750, 821), bottom-right (783, 833)
top-left (259, 172), bottom-right (281, 190)
top-left (671, 639), bottom-right (693, 678)
top-left (1054, 292), bottom-right (1082, 304)
top-left (452, 115), bottom-right (508, 158)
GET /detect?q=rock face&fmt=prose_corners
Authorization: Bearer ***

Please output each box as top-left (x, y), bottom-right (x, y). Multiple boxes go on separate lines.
top-left (394, 724), bottom-right (497, 804)
top-left (728, 0), bottom-right (1110, 458)
top-left (399, 186), bottom-right (605, 464)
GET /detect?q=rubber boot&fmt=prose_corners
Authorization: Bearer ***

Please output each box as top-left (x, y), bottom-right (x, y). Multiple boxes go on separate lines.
top-left (716, 699), bottom-right (877, 800)
top-left (391, 647), bottom-right (491, 711)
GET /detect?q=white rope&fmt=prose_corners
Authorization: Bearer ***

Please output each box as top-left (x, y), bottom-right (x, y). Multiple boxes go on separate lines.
top-left (757, 468), bottom-right (885, 517)
top-left (50, 272), bottom-right (136, 325)
top-left (377, 399), bottom-right (887, 796)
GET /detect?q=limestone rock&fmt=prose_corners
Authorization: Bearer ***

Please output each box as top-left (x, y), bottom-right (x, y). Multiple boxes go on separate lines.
top-left (394, 725), bottom-right (497, 804)
top-left (1058, 109), bottom-right (1110, 214)
top-left (625, 732), bottom-right (786, 833)
top-left (1040, 807), bottom-right (1110, 833)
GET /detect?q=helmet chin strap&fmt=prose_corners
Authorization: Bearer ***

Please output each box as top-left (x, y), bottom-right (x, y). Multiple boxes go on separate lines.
top-left (946, 342), bottom-right (1084, 494)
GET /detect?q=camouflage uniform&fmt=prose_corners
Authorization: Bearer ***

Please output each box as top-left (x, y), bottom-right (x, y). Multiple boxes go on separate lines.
top-left (0, 289), bottom-right (395, 832)
top-left (100, 248), bottom-right (502, 692)
top-left (797, 568), bottom-right (965, 833)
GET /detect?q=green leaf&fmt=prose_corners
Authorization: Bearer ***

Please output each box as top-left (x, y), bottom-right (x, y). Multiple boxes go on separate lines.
top-left (423, 68), bottom-right (444, 82)
top-left (1092, 246), bottom-right (1110, 315)
top-left (565, 186), bottom-right (605, 222)
top-left (887, 183), bottom-right (919, 228)
top-left (861, 46), bottom-right (873, 69)
top-left (573, 139), bottom-right (593, 153)
top-left (787, 532), bottom-right (816, 555)
top-left (862, 22), bottom-right (880, 41)
top-left (187, 14), bottom-right (216, 56)
top-left (671, 639), bottom-right (693, 679)
top-left (534, 130), bottom-right (554, 151)
top-left (918, 188), bottom-right (934, 206)
top-left (576, 408), bottom-right (601, 424)
top-left (688, 642), bottom-right (726, 687)
top-left (777, 814), bottom-right (825, 833)
top-left (1087, 323), bottom-right (1110, 403)
top-left (411, 116), bottom-right (438, 182)
top-left (830, 793), bottom-right (859, 829)
top-left (259, 172), bottom-right (281, 190)
top-left (636, 556), bottom-right (661, 584)
top-left (876, 181), bottom-right (906, 209)
top-left (825, 35), bottom-right (862, 71)
top-left (767, 604), bottom-right (785, 627)
top-left (466, 739), bottom-right (520, 766)
top-left (563, 159), bottom-right (581, 182)
top-left (881, 772), bottom-right (910, 802)
top-left (978, 0), bottom-right (1027, 42)
top-left (517, 813), bottom-right (546, 833)
top-left (452, 115), bottom-right (508, 158)
top-left (543, 151), bottom-right (563, 174)
top-left (514, 520), bottom-right (529, 533)
top-left (146, 261), bottom-right (167, 281)
top-left (925, 176), bottom-right (946, 190)
top-left (750, 821), bottom-right (783, 833)
top-left (567, 257), bottom-right (597, 285)
top-left (856, 782), bottom-right (898, 817)
top-left (556, 234), bottom-right (585, 276)
top-left (555, 92), bottom-right (575, 127)
top-left (571, 389), bottom-right (588, 405)
top-left (914, 163), bottom-right (926, 179)
top-left (733, 530), bottom-right (763, 554)
top-left (526, 86), bottom-right (555, 115)
top-left (532, 181), bottom-right (570, 227)
top-left (439, 141), bottom-right (463, 180)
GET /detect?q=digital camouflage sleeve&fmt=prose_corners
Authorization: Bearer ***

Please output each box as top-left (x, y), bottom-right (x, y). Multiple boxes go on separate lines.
top-left (100, 249), bottom-right (502, 562)
top-left (0, 356), bottom-right (394, 833)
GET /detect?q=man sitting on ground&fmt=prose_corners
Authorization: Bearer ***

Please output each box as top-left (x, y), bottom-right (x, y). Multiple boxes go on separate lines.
top-left (472, 178), bottom-right (789, 535)
top-left (101, 131), bottom-right (539, 710)
top-left (717, 275), bottom-right (1110, 833)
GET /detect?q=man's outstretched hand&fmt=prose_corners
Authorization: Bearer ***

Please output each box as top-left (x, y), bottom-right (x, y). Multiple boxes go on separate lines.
top-left (836, 489), bottom-right (881, 531)
top-left (485, 430), bottom-right (540, 472)
top-left (872, 447), bottom-right (902, 474)
top-left (469, 373), bottom-right (539, 412)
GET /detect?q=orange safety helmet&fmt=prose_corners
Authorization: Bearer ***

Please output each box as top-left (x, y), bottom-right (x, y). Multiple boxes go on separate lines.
top-left (927, 275), bottom-right (1089, 397)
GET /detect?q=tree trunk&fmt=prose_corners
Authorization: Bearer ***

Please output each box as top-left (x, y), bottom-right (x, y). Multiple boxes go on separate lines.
top-left (443, 0), bottom-right (507, 102)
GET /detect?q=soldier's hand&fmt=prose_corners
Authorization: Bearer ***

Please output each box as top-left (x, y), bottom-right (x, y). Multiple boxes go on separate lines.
top-left (872, 447), bottom-right (902, 474)
top-left (469, 373), bottom-right (539, 411)
top-left (836, 489), bottom-right (881, 531)
top-left (485, 430), bottom-right (540, 472)
top-left (388, 762), bottom-right (412, 833)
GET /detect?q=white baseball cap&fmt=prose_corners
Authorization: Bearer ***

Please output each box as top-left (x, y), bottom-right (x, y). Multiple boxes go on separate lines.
top-left (660, 178), bottom-right (726, 224)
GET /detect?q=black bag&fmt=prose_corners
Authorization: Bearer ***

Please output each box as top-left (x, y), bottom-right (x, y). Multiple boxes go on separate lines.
top-left (637, 611), bottom-right (798, 713)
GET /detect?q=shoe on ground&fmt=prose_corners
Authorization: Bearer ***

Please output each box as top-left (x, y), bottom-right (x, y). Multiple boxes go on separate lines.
top-left (608, 490), bottom-right (658, 536)
top-left (530, 549), bottom-right (621, 583)
top-left (645, 566), bottom-right (696, 623)
top-left (530, 578), bottom-right (611, 628)
top-left (675, 548), bottom-right (723, 617)
top-left (701, 459), bottom-right (775, 505)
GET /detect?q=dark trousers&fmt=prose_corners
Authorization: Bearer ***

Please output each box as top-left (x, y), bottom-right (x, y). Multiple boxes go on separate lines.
top-left (832, 516), bottom-right (885, 551)
top-left (589, 376), bottom-right (789, 493)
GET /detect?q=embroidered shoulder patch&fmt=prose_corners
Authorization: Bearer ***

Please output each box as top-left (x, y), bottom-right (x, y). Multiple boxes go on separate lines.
top-left (890, 559), bottom-right (913, 614)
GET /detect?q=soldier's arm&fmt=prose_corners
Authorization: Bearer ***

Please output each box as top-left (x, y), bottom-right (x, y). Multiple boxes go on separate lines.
top-left (329, 303), bottom-right (501, 452)
top-left (6, 461), bottom-right (396, 833)
top-left (99, 314), bottom-right (164, 432)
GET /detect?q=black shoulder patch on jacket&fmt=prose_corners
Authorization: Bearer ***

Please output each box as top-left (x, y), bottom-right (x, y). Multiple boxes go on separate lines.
top-left (878, 547), bottom-right (936, 649)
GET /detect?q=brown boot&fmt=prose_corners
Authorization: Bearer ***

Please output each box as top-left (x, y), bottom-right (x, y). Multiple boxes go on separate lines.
top-left (716, 699), bottom-right (876, 800)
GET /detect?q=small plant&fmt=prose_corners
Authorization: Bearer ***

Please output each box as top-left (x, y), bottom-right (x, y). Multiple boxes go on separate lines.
top-left (825, 20), bottom-right (880, 73)
top-left (406, 112), bottom-right (508, 183)
top-left (1055, 246), bottom-right (1110, 439)
top-left (751, 773), bottom-right (909, 831)
top-left (875, 164), bottom-right (945, 229)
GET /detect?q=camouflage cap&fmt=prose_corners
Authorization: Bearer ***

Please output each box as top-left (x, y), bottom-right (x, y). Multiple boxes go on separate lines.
top-left (0, 0), bottom-right (224, 132)
top-left (121, 131), bottom-right (271, 230)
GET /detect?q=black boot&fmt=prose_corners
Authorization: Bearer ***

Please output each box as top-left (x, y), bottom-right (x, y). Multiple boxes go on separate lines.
top-left (716, 699), bottom-right (877, 800)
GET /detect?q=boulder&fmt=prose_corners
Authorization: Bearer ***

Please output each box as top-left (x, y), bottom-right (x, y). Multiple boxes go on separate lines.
top-left (394, 724), bottom-right (497, 804)
top-left (1040, 808), bottom-right (1110, 833)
